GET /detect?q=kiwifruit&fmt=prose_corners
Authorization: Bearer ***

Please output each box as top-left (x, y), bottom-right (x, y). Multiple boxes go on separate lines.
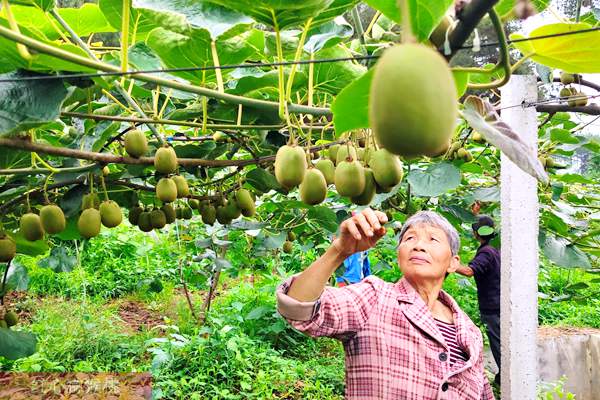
top-left (375, 182), bottom-right (393, 194)
top-left (463, 150), bottom-right (473, 162)
top-left (82, 193), bottom-right (100, 210)
top-left (560, 72), bottom-right (575, 85)
top-left (102, 166), bottom-right (110, 176)
top-left (559, 87), bottom-right (574, 98)
top-left (224, 196), bottom-right (241, 220)
top-left (20, 213), bottom-right (44, 241)
top-left (334, 160), bottom-right (365, 197)
top-left (154, 145), bottom-right (178, 174)
top-left (336, 144), bottom-right (358, 165)
top-left (274, 145), bottom-right (307, 189)
top-left (328, 144), bottom-right (340, 164)
top-left (138, 212), bottom-right (153, 232)
top-left (574, 91), bottom-right (588, 107)
top-left (362, 148), bottom-right (373, 164)
top-left (235, 189), bottom-right (255, 217)
top-left (128, 206), bottom-right (144, 226)
top-left (4, 311), bottom-right (17, 327)
top-left (0, 320), bottom-right (7, 329)
top-left (213, 131), bottom-right (229, 142)
top-left (287, 231), bottom-right (296, 241)
top-left (0, 234), bottom-right (16, 262)
top-left (78, 208), bottom-right (101, 238)
top-left (216, 206), bottom-right (232, 225)
top-left (161, 204), bottom-right (176, 224)
top-left (448, 141), bottom-right (462, 156)
top-left (351, 168), bottom-right (377, 206)
top-left (99, 200), bottom-right (122, 228)
top-left (156, 178), bottom-right (177, 203)
top-left (188, 199), bottom-right (200, 210)
top-left (175, 207), bottom-right (183, 219)
top-left (40, 204), bottom-right (66, 234)
top-left (472, 132), bottom-right (485, 143)
top-left (181, 207), bottom-right (193, 220)
top-left (123, 129), bottom-right (148, 158)
top-left (369, 149), bottom-right (403, 189)
top-left (201, 205), bottom-right (217, 225)
top-left (356, 148), bottom-right (365, 161)
top-left (370, 44), bottom-right (457, 157)
top-left (283, 241), bottom-right (293, 253)
top-left (456, 147), bottom-right (468, 159)
top-left (172, 175), bottom-right (190, 198)
top-left (150, 209), bottom-right (167, 229)
top-left (315, 159), bottom-right (335, 185)
top-left (300, 168), bottom-right (328, 205)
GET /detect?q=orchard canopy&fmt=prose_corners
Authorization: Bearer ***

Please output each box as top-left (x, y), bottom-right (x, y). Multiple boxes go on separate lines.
top-left (0, 0), bottom-right (599, 360)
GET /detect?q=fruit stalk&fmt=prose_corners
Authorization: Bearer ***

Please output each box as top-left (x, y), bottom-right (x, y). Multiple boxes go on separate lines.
top-left (211, 40), bottom-right (225, 93)
top-left (285, 18), bottom-right (313, 102)
top-left (121, 0), bottom-right (131, 84)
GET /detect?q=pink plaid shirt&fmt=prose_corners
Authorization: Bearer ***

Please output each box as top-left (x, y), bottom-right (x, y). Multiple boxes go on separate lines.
top-left (277, 275), bottom-right (495, 400)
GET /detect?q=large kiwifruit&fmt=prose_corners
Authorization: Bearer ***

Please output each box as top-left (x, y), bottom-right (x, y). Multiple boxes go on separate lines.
top-left (20, 213), bottom-right (44, 241)
top-left (274, 145), bottom-right (307, 189)
top-left (0, 234), bottom-right (16, 262)
top-left (300, 168), bottom-right (328, 205)
top-left (235, 189), bottom-right (255, 217)
top-left (123, 129), bottom-right (148, 158)
top-left (156, 178), bottom-right (177, 203)
top-left (150, 209), bottom-right (167, 229)
top-left (78, 208), bottom-right (101, 238)
top-left (181, 206), bottom-right (193, 220)
top-left (138, 212), bottom-right (153, 232)
top-left (154, 145), bottom-right (178, 174)
top-left (128, 206), bottom-right (144, 225)
top-left (172, 175), bottom-right (190, 198)
top-left (351, 168), bottom-right (377, 206)
top-left (161, 204), bottom-right (176, 224)
top-left (224, 196), bottom-right (241, 220)
top-left (334, 160), bottom-right (365, 197)
top-left (201, 205), bottom-right (217, 225)
top-left (99, 200), bottom-right (122, 228)
top-left (82, 193), bottom-right (100, 210)
top-left (40, 204), bottom-right (66, 234)
top-left (336, 144), bottom-right (357, 165)
top-left (370, 44), bottom-right (457, 157)
top-left (315, 159), bottom-right (335, 185)
top-left (216, 205), bottom-right (232, 225)
top-left (369, 149), bottom-right (403, 189)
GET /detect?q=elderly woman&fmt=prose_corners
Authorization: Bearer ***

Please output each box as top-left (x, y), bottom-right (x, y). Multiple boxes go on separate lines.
top-left (276, 208), bottom-right (495, 399)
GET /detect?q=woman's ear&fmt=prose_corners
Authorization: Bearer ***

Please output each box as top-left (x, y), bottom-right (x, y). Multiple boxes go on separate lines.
top-left (447, 255), bottom-right (460, 273)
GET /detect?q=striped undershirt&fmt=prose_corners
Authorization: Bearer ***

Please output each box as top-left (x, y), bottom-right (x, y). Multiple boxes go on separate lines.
top-left (434, 318), bottom-right (469, 365)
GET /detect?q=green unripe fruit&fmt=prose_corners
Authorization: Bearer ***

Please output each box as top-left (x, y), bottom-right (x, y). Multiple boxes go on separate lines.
top-left (102, 166), bottom-right (110, 176)
top-left (357, 148), bottom-right (365, 161)
top-left (369, 149), bottom-right (403, 189)
top-left (224, 197), bottom-right (241, 220)
top-left (448, 141), bottom-right (462, 156)
top-left (362, 148), bottom-right (373, 164)
top-left (82, 193), bottom-right (100, 210)
top-left (336, 145), bottom-right (357, 165)
top-left (68, 126), bottom-right (78, 138)
top-left (93, 103), bottom-right (121, 116)
top-left (300, 168), bottom-right (328, 205)
top-left (0, 234), bottom-right (16, 262)
top-left (99, 200), bottom-right (122, 228)
top-left (472, 132), bottom-right (485, 143)
top-left (0, 320), bottom-right (7, 329)
top-left (154, 146), bottom-right (178, 174)
top-left (375, 183), bottom-right (393, 194)
top-left (560, 72), bottom-right (575, 85)
top-left (287, 231), bottom-right (296, 242)
top-left (274, 145), bottom-right (307, 189)
top-left (129, 206), bottom-right (144, 226)
top-left (201, 205), bottom-right (217, 225)
top-left (138, 212), bottom-right (153, 232)
top-left (574, 91), bottom-right (588, 107)
top-left (188, 199), bottom-right (200, 210)
top-left (4, 311), bottom-right (18, 327)
top-left (161, 204), bottom-right (176, 224)
top-left (559, 87), bottom-right (574, 98)
top-left (328, 144), bottom-right (340, 164)
top-left (370, 44), bottom-right (457, 157)
top-left (156, 178), bottom-right (177, 203)
top-left (172, 175), bottom-right (190, 198)
top-left (175, 207), bottom-right (183, 219)
top-left (283, 241), bottom-right (293, 253)
top-left (123, 129), bottom-right (148, 158)
top-left (315, 159), bottom-right (335, 185)
top-left (150, 209), bottom-right (167, 229)
top-left (216, 206), bottom-right (232, 225)
top-left (456, 147), bottom-right (468, 159)
top-left (464, 150), bottom-right (473, 162)
top-left (335, 160), bottom-right (365, 197)
top-left (78, 208), bottom-right (101, 238)
top-left (351, 168), bottom-right (377, 206)
top-left (235, 189), bottom-right (255, 217)
top-left (213, 131), bottom-right (228, 142)
top-left (182, 207), bottom-right (193, 220)
top-left (20, 213), bottom-right (44, 241)
top-left (40, 204), bottom-right (66, 234)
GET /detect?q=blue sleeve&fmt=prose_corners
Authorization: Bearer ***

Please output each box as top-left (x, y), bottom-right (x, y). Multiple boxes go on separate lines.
top-left (469, 250), bottom-right (492, 277)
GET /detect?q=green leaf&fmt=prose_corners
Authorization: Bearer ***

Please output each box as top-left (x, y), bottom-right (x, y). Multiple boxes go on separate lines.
top-left (2, 259), bottom-right (30, 292)
top-left (510, 23), bottom-right (600, 73)
top-left (37, 246), bottom-right (77, 273)
top-left (245, 168), bottom-right (282, 192)
top-left (331, 68), bottom-right (373, 135)
top-left (308, 206), bottom-right (338, 232)
top-left (452, 70), bottom-right (469, 97)
top-left (472, 186), bottom-right (500, 202)
top-left (554, 173), bottom-right (594, 184)
top-left (539, 231), bottom-right (591, 269)
top-left (13, 232), bottom-right (49, 257)
top-left (246, 305), bottom-right (271, 320)
top-left (309, 45), bottom-right (367, 95)
top-left (495, 0), bottom-right (550, 18)
top-left (99, 0), bottom-right (157, 41)
top-left (304, 17), bottom-right (353, 53)
top-left (312, 0), bottom-right (359, 27)
top-left (10, 0), bottom-right (54, 11)
top-left (550, 129), bottom-right (579, 144)
top-left (0, 328), bottom-right (37, 360)
top-left (55, 217), bottom-right (82, 241)
top-left (407, 162), bottom-right (461, 197)
top-left (564, 282), bottom-right (589, 291)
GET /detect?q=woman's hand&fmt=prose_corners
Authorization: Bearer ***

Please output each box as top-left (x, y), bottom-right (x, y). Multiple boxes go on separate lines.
top-left (332, 208), bottom-right (388, 257)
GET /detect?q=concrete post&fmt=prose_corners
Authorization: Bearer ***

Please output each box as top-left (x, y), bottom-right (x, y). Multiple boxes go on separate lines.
top-left (499, 75), bottom-right (539, 399)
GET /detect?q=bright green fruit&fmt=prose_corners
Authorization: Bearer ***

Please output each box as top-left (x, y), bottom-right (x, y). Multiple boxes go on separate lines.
top-left (40, 204), bottom-right (66, 234)
top-left (213, 131), bottom-right (228, 142)
top-left (156, 178), bottom-right (177, 203)
top-left (138, 212), bottom-right (153, 232)
top-left (4, 311), bottom-right (18, 327)
top-left (560, 72), bottom-right (575, 85)
top-left (456, 147), bottom-right (468, 159)
top-left (336, 144), bottom-right (357, 165)
top-left (78, 208), bottom-right (101, 238)
top-left (150, 209), bottom-right (167, 229)
top-left (575, 91), bottom-right (588, 107)
top-left (300, 168), bottom-right (328, 205)
top-left (235, 189), bottom-right (255, 217)
top-left (201, 205), bottom-right (217, 225)
top-left (370, 44), bottom-right (457, 157)
top-left (82, 193), bottom-right (100, 210)
top-left (224, 197), bottom-right (241, 220)
top-left (161, 204), bottom-right (176, 224)
top-left (283, 241), bottom-right (293, 253)
top-left (172, 175), bottom-right (190, 198)
top-left (448, 141), bottom-right (461, 156)
top-left (154, 146), bottom-right (178, 174)
top-left (559, 87), bottom-right (574, 98)
top-left (20, 213), bottom-right (44, 241)
top-left (123, 129), bottom-right (148, 158)
top-left (315, 159), bottom-right (335, 185)
top-left (99, 200), bottom-right (122, 228)
top-left (335, 160), bottom-right (365, 197)
top-left (128, 206), bottom-right (144, 225)
top-left (216, 206), bottom-right (232, 225)
top-left (351, 168), bottom-right (377, 206)
top-left (188, 199), bottom-right (200, 210)
top-left (0, 234), bottom-right (16, 262)
top-left (369, 149), bottom-right (403, 189)
top-left (102, 166), bottom-right (110, 176)
top-left (274, 145), bottom-right (307, 189)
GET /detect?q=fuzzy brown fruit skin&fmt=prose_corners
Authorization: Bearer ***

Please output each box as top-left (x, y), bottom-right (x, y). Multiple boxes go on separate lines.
top-left (369, 149), bottom-right (403, 189)
top-left (201, 205), bottom-right (217, 225)
top-left (560, 72), bottom-right (575, 85)
top-left (154, 146), bottom-right (178, 174)
top-left (287, 231), bottom-right (296, 242)
top-left (351, 168), bottom-right (377, 206)
top-left (559, 87), bottom-right (575, 98)
top-left (150, 209), bottom-right (167, 229)
top-left (300, 168), bottom-right (328, 205)
top-left (274, 145), bottom-right (307, 189)
top-left (235, 189), bottom-right (255, 217)
top-left (315, 159), bottom-right (335, 185)
top-left (40, 204), bottom-right (66, 234)
top-left (129, 206), bottom-right (144, 225)
top-left (172, 175), bottom-right (190, 198)
top-left (20, 213), bottom-right (44, 241)
top-left (138, 212), bottom-right (153, 232)
top-left (370, 44), bottom-right (457, 158)
top-left (181, 207), bottom-right (193, 220)
top-left (161, 204), bottom-right (176, 224)
top-left (99, 200), bottom-right (122, 228)
top-left (335, 160), bottom-right (365, 197)
top-left (78, 208), bottom-right (101, 238)
top-left (156, 178), bottom-right (177, 203)
top-left (0, 234), bottom-right (16, 262)
top-left (283, 241), bottom-right (293, 253)
top-left (123, 129), bottom-right (148, 158)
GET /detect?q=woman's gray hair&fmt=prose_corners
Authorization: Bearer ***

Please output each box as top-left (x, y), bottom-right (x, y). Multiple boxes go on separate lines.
top-left (398, 211), bottom-right (460, 256)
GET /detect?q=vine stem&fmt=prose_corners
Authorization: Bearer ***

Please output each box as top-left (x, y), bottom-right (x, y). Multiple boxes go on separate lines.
top-left (1, 0), bottom-right (31, 60)
top-left (274, 23), bottom-right (287, 121)
top-left (121, 0), bottom-right (131, 84)
top-left (100, 175), bottom-right (109, 201)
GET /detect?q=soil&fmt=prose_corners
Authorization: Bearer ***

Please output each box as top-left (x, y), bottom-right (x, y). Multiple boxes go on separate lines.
top-left (538, 326), bottom-right (600, 339)
top-left (116, 300), bottom-right (165, 333)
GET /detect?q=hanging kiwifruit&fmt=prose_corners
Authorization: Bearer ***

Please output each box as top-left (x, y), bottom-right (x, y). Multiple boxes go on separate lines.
top-left (283, 241), bottom-right (293, 253)
top-left (123, 129), bottom-right (148, 158)
top-left (574, 91), bottom-right (588, 107)
top-left (287, 231), bottom-right (296, 242)
top-left (150, 208), bottom-right (167, 229)
top-left (154, 145), bottom-right (178, 174)
top-left (4, 311), bottom-right (18, 327)
top-left (369, 149), bottom-right (403, 189)
top-left (216, 205), bottom-right (232, 225)
top-left (235, 189), bottom-right (255, 217)
top-left (559, 87), bottom-right (575, 98)
top-left (335, 160), bottom-right (365, 197)
top-left (201, 204), bottom-right (217, 225)
top-left (181, 206), bottom-right (193, 220)
top-left (315, 159), bottom-right (335, 185)
top-left (300, 168), bottom-right (328, 205)
top-left (20, 213), bottom-right (44, 241)
top-left (172, 175), bottom-right (190, 198)
top-left (82, 193), bottom-right (100, 210)
top-left (78, 208), bottom-right (101, 238)
top-left (161, 204), bottom-right (176, 224)
top-left (472, 132), bottom-right (485, 143)
top-left (188, 199), bottom-right (200, 210)
top-left (351, 168), bottom-right (377, 206)
top-left (156, 178), bottom-right (177, 203)
top-left (336, 144), bottom-right (358, 165)
top-left (40, 204), bottom-right (66, 234)
top-left (99, 200), bottom-right (122, 228)
top-left (0, 233), bottom-right (16, 262)
top-left (224, 196), bottom-right (242, 220)
top-left (102, 166), bottom-right (110, 176)
top-left (128, 206), bottom-right (144, 225)
top-left (560, 72), bottom-right (575, 85)
top-left (274, 145), bottom-right (307, 189)
top-left (328, 144), bottom-right (340, 164)
top-left (138, 212), bottom-right (153, 232)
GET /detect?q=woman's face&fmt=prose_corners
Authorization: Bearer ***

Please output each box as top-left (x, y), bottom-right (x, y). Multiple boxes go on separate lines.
top-left (397, 223), bottom-right (459, 284)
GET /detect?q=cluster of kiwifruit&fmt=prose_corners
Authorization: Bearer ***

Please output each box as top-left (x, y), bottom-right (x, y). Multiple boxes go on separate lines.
top-left (15, 202), bottom-right (67, 244)
top-left (0, 307), bottom-right (18, 330)
top-left (282, 231), bottom-right (296, 253)
top-left (559, 72), bottom-right (587, 107)
top-left (447, 141), bottom-right (474, 162)
top-left (77, 192), bottom-right (123, 238)
top-left (274, 135), bottom-right (403, 207)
